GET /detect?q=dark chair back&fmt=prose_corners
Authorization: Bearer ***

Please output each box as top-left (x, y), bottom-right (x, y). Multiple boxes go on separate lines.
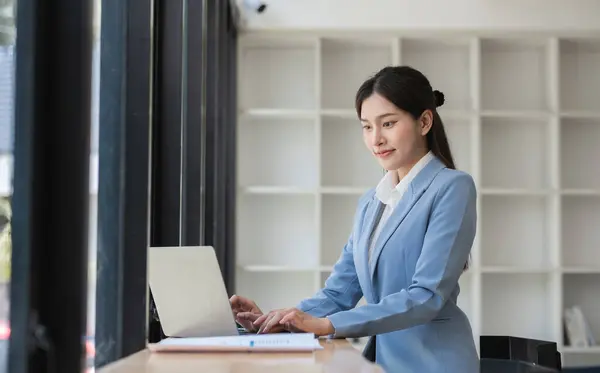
top-left (480, 335), bottom-right (561, 372)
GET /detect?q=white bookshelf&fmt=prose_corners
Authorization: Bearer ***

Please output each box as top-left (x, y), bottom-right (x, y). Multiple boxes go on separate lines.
top-left (236, 34), bottom-right (600, 366)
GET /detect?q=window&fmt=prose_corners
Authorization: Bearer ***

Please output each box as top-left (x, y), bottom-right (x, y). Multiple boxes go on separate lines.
top-left (86, 0), bottom-right (101, 370)
top-left (0, 0), bottom-right (15, 371)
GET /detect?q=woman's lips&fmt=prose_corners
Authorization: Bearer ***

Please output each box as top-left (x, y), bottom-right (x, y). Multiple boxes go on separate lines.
top-left (375, 149), bottom-right (394, 158)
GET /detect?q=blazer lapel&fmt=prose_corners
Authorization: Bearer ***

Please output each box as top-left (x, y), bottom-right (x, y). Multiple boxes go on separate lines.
top-left (368, 157), bottom-right (446, 280)
top-left (368, 191), bottom-right (417, 279)
top-left (356, 196), bottom-right (384, 303)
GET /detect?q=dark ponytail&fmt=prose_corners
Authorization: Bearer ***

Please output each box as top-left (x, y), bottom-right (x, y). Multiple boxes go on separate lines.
top-left (355, 66), bottom-right (456, 170)
top-left (428, 91), bottom-right (455, 170)
top-left (355, 66), bottom-right (469, 271)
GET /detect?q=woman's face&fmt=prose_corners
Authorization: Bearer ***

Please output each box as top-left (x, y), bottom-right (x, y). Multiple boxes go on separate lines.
top-left (359, 92), bottom-right (432, 171)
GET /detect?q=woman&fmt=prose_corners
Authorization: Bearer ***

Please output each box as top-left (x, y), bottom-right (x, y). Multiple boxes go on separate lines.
top-left (230, 65), bottom-right (479, 373)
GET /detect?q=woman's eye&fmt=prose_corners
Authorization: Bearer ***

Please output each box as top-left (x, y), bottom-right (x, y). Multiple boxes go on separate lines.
top-left (362, 125), bottom-right (371, 130)
top-left (383, 121), bottom-right (395, 127)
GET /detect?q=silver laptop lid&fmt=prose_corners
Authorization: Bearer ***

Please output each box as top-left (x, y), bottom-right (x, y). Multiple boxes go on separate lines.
top-left (148, 245), bottom-right (239, 338)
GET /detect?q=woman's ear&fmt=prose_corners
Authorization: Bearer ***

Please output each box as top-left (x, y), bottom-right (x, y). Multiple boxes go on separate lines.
top-left (419, 110), bottom-right (433, 136)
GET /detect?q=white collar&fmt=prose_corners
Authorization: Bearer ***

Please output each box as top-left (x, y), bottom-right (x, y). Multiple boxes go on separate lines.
top-left (375, 151), bottom-right (435, 205)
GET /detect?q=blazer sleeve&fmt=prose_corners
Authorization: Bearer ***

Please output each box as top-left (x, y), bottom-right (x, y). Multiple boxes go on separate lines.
top-left (325, 173), bottom-right (477, 338)
top-left (295, 232), bottom-right (364, 318)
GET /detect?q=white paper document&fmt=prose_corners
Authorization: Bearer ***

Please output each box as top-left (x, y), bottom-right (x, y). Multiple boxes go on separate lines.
top-left (148, 333), bottom-right (323, 353)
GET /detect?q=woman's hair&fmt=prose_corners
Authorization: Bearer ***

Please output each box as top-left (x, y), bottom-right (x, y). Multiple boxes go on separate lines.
top-left (354, 65), bottom-right (456, 170)
top-left (355, 66), bottom-right (470, 271)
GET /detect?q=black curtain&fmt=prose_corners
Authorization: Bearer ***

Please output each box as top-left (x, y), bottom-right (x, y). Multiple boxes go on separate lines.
top-left (9, 0), bottom-right (93, 372)
top-left (204, 0), bottom-right (238, 293)
top-left (148, 0), bottom-right (238, 342)
top-left (94, 0), bottom-right (154, 368)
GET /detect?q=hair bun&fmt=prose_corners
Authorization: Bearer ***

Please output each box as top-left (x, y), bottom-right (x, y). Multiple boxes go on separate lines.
top-left (433, 90), bottom-right (445, 107)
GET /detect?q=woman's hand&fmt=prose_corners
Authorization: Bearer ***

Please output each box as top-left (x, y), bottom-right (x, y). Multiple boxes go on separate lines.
top-left (254, 308), bottom-right (335, 336)
top-left (253, 308), bottom-right (297, 334)
top-left (229, 294), bottom-right (263, 332)
top-left (279, 309), bottom-right (335, 336)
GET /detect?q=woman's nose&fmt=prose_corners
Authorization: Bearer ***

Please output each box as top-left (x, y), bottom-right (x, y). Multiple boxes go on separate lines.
top-left (371, 128), bottom-right (384, 146)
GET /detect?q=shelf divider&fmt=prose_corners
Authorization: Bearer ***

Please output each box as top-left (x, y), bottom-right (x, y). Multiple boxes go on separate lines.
top-left (314, 38), bottom-right (323, 293)
top-left (559, 38), bottom-right (600, 113)
top-left (548, 36), bottom-right (564, 347)
top-left (470, 36), bottom-right (483, 346)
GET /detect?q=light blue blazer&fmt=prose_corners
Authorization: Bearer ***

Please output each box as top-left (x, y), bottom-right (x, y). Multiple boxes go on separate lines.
top-left (296, 156), bottom-right (479, 373)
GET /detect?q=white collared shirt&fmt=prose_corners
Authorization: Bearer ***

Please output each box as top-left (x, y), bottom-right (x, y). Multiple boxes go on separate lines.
top-left (368, 151), bottom-right (435, 263)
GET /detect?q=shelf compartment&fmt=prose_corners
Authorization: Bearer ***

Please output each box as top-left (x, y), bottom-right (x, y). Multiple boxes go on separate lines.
top-left (561, 196), bottom-right (600, 269)
top-left (481, 117), bottom-right (550, 190)
top-left (481, 194), bottom-right (551, 270)
top-left (320, 116), bottom-right (383, 188)
top-left (560, 118), bottom-right (600, 189)
top-left (321, 38), bottom-right (393, 110)
top-left (442, 116), bottom-right (473, 174)
top-left (240, 40), bottom-right (317, 110)
top-left (457, 273), bottom-right (475, 328)
top-left (562, 274), bottom-right (600, 348)
top-left (482, 273), bottom-right (556, 341)
top-left (481, 38), bottom-right (551, 111)
top-left (236, 193), bottom-right (318, 268)
top-left (238, 117), bottom-right (317, 188)
top-left (321, 194), bottom-right (361, 267)
top-left (400, 38), bottom-right (472, 110)
top-left (560, 39), bottom-right (600, 112)
top-left (235, 271), bottom-right (317, 313)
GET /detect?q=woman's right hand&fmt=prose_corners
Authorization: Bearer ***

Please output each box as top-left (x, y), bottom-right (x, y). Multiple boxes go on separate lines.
top-left (229, 294), bottom-right (263, 332)
top-left (253, 308), bottom-right (302, 334)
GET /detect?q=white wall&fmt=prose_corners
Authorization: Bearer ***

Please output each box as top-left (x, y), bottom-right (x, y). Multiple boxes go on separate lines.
top-left (235, 0), bottom-right (600, 34)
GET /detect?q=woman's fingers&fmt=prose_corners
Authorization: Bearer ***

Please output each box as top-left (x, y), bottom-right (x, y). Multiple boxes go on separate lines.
top-left (229, 294), bottom-right (260, 313)
top-left (229, 294), bottom-right (242, 310)
top-left (279, 311), bottom-right (296, 325)
top-left (253, 313), bottom-right (269, 327)
top-left (236, 312), bottom-right (261, 322)
top-left (236, 320), bottom-right (254, 332)
top-left (280, 310), bottom-right (307, 332)
top-left (257, 313), bottom-right (276, 334)
top-left (253, 309), bottom-right (283, 327)
top-left (251, 308), bottom-right (300, 333)
top-left (235, 312), bottom-right (261, 332)
top-left (258, 311), bottom-right (284, 334)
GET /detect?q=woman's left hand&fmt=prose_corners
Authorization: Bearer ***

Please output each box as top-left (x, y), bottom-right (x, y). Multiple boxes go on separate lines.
top-left (278, 309), bottom-right (335, 336)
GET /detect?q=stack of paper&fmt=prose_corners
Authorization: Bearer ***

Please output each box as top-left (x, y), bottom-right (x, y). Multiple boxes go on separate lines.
top-left (149, 333), bottom-right (323, 353)
top-left (564, 305), bottom-right (596, 348)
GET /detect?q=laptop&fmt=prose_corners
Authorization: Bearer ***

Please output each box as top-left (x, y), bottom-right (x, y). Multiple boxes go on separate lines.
top-left (148, 245), bottom-right (252, 338)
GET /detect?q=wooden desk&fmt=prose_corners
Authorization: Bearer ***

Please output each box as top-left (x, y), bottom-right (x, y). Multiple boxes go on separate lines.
top-left (96, 339), bottom-right (383, 373)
